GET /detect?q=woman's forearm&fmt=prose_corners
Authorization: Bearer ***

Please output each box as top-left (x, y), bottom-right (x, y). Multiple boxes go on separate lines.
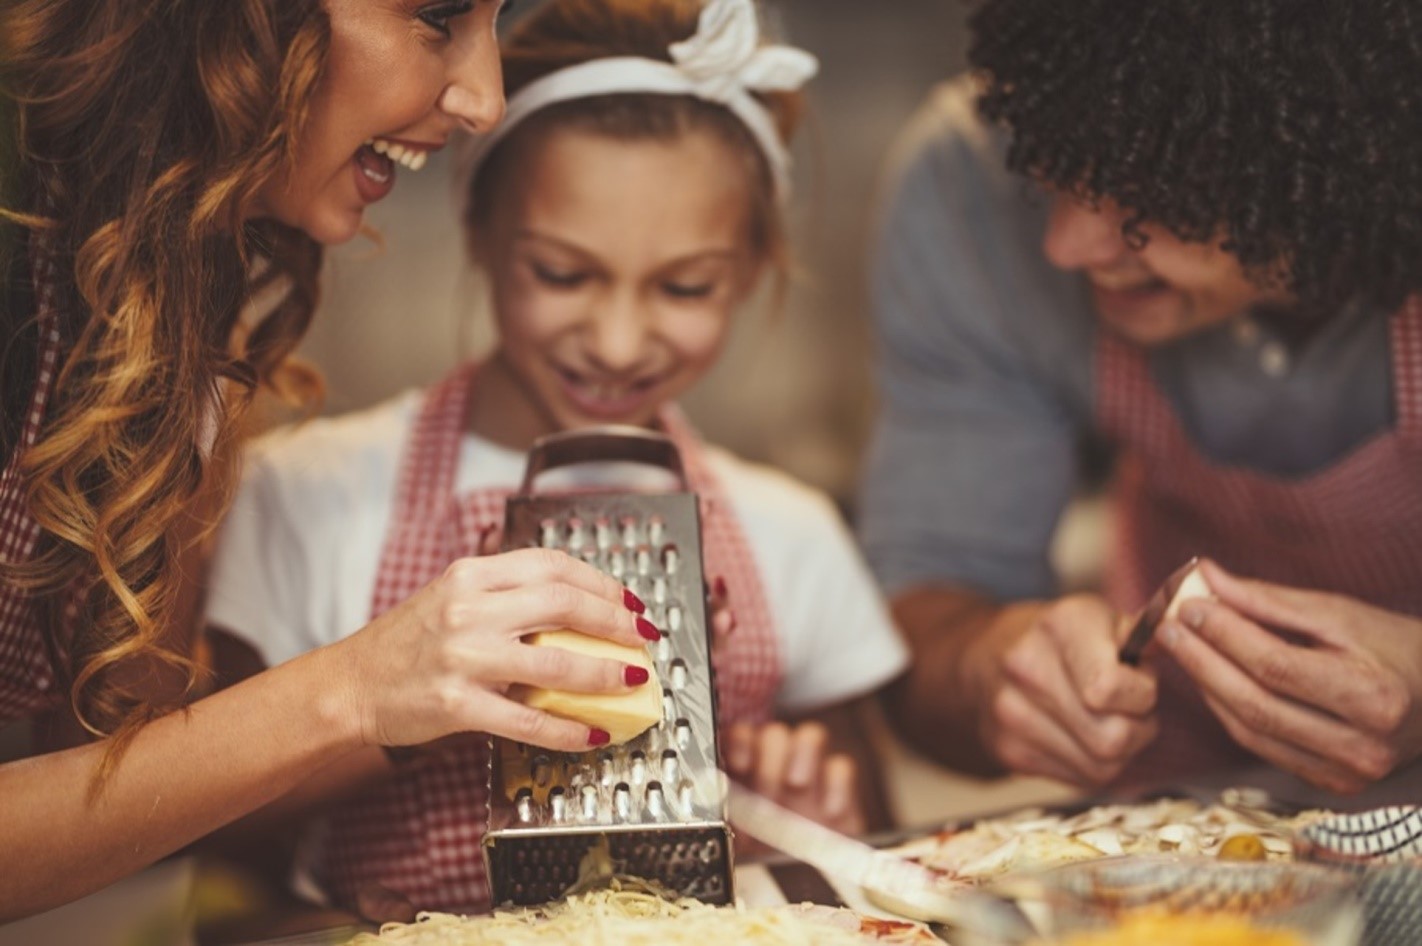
top-left (2, 547), bottom-right (654, 920)
top-left (0, 643), bottom-right (363, 921)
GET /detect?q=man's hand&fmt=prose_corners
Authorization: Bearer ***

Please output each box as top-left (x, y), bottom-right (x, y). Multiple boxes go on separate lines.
top-left (970, 594), bottom-right (1160, 786)
top-left (1158, 560), bottom-right (1422, 794)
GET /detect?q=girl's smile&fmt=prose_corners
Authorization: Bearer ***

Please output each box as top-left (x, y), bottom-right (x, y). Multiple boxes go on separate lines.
top-left (469, 126), bottom-right (762, 449)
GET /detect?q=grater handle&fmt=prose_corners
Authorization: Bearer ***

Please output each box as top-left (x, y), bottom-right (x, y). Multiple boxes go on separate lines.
top-left (519, 426), bottom-right (688, 494)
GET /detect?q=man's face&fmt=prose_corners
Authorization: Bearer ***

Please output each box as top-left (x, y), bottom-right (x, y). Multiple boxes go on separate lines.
top-left (1043, 193), bottom-right (1294, 346)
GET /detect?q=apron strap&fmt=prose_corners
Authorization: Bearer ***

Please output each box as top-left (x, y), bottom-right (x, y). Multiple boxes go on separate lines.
top-left (0, 237), bottom-right (66, 719)
top-left (369, 362), bottom-right (479, 618)
top-left (1389, 295), bottom-right (1422, 441)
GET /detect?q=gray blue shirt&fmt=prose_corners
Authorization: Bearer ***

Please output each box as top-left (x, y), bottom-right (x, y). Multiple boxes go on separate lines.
top-left (858, 79), bottom-right (1393, 602)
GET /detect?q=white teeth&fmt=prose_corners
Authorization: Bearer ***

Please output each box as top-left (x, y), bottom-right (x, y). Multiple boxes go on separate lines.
top-left (366, 138), bottom-right (429, 172)
top-left (584, 381), bottom-right (620, 401)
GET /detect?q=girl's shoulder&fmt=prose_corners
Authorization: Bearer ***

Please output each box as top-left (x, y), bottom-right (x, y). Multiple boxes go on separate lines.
top-left (234, 390), bottom-right (423, 532)
top-left (245, 390), bottom-right (421, 482)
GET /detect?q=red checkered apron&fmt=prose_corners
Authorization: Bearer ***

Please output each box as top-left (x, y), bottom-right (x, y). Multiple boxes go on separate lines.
top-left (1098, 295), bottom-right (1422, 781)
top-left (312, 362), bottom-right (782, 913)
top-left (0, 244), bottom-right (65, 724)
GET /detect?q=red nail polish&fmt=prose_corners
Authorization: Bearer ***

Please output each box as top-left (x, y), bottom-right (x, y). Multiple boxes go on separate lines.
top-left (713, 577), bottom-right (728, 600)
top-left (623, 588), bottom-right (646, 614)
top-left (624, 665), bottom-right (650, 686)
top-left (588, 728), bottom-right (611, 747)
top-left (636, 617), bottom-right (660, 641)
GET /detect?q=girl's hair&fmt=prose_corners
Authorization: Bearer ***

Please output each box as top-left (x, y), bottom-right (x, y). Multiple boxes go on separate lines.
top-left (464, 0), bottom-right (804, 278)
top-left (0, 0), bottom-right (327, 763)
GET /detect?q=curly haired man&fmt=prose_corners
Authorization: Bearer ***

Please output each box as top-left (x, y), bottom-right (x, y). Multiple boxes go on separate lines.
top-left (861, 0), bottom-right (1422, 796)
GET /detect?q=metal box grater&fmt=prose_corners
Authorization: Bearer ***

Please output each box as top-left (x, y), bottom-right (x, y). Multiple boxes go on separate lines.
top-left (483, 427), bottom-right (734, 907)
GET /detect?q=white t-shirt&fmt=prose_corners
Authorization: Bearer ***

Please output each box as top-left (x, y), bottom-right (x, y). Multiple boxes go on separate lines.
top-left (205, 392), bottom-right (909, 714)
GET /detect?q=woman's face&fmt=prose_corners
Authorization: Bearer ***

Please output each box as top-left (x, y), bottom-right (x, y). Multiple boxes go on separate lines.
top-left (254, 0), bottom-right (508, 245)
top-left (1043, 193), bottom-right (1294, 346)
top-left (478, 127), bottom-right (762, 436)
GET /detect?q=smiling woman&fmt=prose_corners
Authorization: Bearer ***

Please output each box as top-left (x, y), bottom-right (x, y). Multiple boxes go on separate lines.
top-left (0, 0), bottom-right (655, 924)
top-left (253, 0), bottom-right (507, 244)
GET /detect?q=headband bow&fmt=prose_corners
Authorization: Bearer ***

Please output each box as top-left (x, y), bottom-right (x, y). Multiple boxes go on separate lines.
top-left (458, 0), bottom-right (818, 201)
top-left (671, 0), bottom-right (819, 103)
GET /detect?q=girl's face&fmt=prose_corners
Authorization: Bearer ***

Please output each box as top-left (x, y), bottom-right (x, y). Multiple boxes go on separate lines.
top-left (478, 127), bottom-right (763, 439)
top-left (254, 0), bottom-right (508, 245)
top-left (1043, 193), bottom-right (1295, 346)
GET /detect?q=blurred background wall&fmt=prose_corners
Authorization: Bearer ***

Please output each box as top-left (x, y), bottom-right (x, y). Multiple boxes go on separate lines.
top-left (301, 0), bottom-right (970, 510)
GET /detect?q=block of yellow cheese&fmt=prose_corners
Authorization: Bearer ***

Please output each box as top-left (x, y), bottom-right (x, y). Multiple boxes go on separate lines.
top-left (517, 630), bottom-right (662, 745)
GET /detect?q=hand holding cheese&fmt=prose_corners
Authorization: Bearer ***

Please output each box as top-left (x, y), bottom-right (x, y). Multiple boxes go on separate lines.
top-left (516, 630), bottom-right (662, 745)
top-left (337, 549), bottom-right (656, 754)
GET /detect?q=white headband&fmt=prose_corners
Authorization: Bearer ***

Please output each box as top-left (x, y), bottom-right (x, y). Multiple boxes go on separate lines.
top-left (460, 0), bottom-right (818, 200)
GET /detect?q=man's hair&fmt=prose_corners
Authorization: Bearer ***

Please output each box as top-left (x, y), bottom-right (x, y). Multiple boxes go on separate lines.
top-left (969, 0), bottom-right (1421, 315)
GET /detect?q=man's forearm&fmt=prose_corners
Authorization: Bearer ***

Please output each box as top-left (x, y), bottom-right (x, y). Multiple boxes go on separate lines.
top-left (880, 585), bottom-right (1038, 775)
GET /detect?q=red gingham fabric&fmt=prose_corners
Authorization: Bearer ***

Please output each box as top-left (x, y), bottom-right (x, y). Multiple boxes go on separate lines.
top-left (314, 362), bottom-right (782, 913)
top-left (1097, 295), bottom-right (1422, 782)
top-left (0, 244), bottom-right (65, 723)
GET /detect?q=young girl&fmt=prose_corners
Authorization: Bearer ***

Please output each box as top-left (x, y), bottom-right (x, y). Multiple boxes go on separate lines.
top-left (0, 0), bottom-right (646, 922)
top-left (205, 0), bottom-right (909, 918)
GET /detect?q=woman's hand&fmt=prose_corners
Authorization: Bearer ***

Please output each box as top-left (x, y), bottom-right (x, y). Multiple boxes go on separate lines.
top-left (1157, 560), bottom-right (1422, 794)
top-left (968, 595), bottom-right (1160, 787)
top-left (725, 720), bottom-right (864, 839)
top-left (331, 548), bottom-right (656, 753)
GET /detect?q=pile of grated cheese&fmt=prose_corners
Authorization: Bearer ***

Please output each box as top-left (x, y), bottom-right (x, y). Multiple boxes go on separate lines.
top-left (346, 882), bottom-right (928, 945)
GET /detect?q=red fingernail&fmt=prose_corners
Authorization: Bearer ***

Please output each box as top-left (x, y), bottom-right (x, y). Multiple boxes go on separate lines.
top-left (588, 728), bottom-right (611, 747)
top-left (624, 665), bottom-right (650, 686)
top-left (636, 617), bottom-right (660, 641)
top-left (623, 588), bottom-right (646, 614)
top-left (713, 577), bottom-right (728, 600)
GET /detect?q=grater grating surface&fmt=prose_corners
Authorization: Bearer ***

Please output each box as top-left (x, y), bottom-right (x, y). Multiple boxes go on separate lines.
top-left (484, 427), bottom-right (734, 907)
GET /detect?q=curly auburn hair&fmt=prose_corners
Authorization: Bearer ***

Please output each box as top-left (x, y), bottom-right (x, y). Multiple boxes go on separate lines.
top-left (464, 0), bottom-right (805, 279)
top-left (969, 0), bottom-right (1422, 315)
top-left (1, 0), bottom-right (326, 764)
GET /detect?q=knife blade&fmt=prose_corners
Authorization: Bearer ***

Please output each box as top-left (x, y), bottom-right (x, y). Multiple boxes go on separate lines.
top-left (725, 780), bottom-right (1036, 941)
top-left (1117, 556), bottom-right (1201, 666)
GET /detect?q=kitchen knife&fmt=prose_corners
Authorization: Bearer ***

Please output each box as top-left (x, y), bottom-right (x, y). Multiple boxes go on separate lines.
top-left (1117, 556), bottom-right (1202, 667)
top-left (725, 780), bottom-right (1036, 942)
